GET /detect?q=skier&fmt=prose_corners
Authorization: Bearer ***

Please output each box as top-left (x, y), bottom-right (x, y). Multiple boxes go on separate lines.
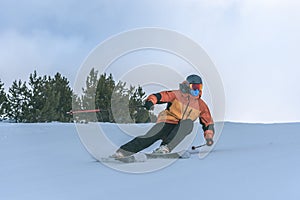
top-left (112, 74), bottom-right (214, 158)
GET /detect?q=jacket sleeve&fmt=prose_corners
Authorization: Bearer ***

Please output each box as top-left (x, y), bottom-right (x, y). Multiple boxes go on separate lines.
top-left (199, 99), bottom-right (214, 133)
top-left (146, 91), bottom-right (176, 105)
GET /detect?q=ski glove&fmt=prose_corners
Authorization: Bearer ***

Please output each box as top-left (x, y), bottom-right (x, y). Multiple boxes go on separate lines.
top-left (206, 138), bottom-right (214, 146)
top-left (204, 130), bottom-right (214, 146)
top-left (144, 100), bottom-right (154, 110)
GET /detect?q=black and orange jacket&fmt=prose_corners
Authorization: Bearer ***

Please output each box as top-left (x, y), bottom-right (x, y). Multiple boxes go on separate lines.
top-left (146, 90), bottom-right (214, 134)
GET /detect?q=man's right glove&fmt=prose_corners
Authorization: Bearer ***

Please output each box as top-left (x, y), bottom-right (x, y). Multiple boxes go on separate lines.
top-left (204, 130), bottom-right (214, 146)
top-left (144, 100), bottom-right (154, 110)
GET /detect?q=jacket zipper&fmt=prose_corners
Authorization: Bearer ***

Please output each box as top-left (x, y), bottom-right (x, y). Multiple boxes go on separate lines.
top-left (182, 95), bottom-right (190, 119)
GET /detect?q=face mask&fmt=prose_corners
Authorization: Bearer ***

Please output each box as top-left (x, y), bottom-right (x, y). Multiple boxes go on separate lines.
top-left (190, 89), bottom-right (200, 96)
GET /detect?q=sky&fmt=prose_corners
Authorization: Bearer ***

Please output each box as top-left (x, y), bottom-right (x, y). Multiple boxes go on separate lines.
top-left (0, 0), bottom-right (300, 123)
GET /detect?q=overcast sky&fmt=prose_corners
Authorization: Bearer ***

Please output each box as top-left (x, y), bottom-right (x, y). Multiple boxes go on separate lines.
top-left (0, 0), bottom-right (299, 123)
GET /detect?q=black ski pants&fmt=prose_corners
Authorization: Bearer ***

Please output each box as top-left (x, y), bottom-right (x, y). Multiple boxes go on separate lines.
top-left (119, 119), bottom-right (194, 155)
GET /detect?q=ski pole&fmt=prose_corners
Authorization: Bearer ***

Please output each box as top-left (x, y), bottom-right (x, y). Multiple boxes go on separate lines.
top-left (67, 109), bottom-right (101, 115)
top-left (191, 144), bottom-right (206, 150)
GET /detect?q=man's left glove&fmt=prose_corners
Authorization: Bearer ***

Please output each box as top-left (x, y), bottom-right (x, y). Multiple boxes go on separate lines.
top-left (204, 130), bottom-right (214, 146)
top-left (206, 138), bottom-right (214, 146)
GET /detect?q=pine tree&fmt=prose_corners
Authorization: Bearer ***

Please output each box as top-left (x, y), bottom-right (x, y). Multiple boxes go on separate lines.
top-left (27, 70), bottom-right (73, 122)
top-left (111, 83), bottom-right (153, 123)
top-left (71, 93), bottom-right (82, 122)
top-left (28, 71), bottom-right (48, 122)
top-left (110, 81), bottom-right (131, 123)
top-left (95, 73), bottom-right (115, 122)
top-left (130, 86), bottom-right (151, 123)
top-left (40, 77), bottom-right (58, 122)
top-left (81, 68), bottom-right (99, 122)
top-left (7, 80), bottom-right (30, 122)
top-left (50, 72), bottom-right (72, 122)
top-left (0, 79), bottom-right (8, 119)
top-left (80, 68), bottom-right (155, 123)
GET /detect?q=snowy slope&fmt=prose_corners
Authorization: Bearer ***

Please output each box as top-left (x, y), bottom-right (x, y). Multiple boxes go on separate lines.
top-left (0, 122), bottom-right (300, 200)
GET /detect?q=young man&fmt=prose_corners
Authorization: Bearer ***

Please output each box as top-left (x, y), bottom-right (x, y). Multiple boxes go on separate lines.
top-left (112, 74), bottom-right (214, 158)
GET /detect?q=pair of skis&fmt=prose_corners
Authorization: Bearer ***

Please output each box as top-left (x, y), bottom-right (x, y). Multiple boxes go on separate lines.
top-left (100, 149), bottom-right (201, 163)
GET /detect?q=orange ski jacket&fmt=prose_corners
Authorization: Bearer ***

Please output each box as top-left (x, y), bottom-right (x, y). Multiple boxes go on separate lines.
top-left (146, 90), bottom-right (214, 136)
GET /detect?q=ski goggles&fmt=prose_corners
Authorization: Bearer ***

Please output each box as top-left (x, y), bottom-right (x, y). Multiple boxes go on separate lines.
top-left (190, 83), bottom-right (202, 91)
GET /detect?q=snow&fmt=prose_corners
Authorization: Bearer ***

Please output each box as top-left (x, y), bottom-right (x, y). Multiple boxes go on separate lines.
top-left (1, 122), bottom-right (300, 200)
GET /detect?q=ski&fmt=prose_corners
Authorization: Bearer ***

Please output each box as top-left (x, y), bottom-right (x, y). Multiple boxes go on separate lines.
top-left (99, 153), bottom-right (147, 164)
top-left (99, 150), bottom-right (199, 163)
top-left (145, 150), bottom-right (191, 159)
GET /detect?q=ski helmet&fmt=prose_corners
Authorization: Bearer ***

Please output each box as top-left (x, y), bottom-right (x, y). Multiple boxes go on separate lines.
top-left (186, 74), bottom-right (202, 84)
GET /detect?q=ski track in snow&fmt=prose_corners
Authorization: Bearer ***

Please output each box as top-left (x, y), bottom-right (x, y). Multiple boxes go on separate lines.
top-left (0, 122), bottom-right (300, 200)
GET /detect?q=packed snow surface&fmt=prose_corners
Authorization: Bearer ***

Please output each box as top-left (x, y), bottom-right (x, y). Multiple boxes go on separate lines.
top-left (1, 122), bottom-right (299, 200)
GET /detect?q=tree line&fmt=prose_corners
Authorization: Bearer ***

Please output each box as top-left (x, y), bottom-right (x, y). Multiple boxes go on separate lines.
top-left (0, 68), bottom-right (155, 123)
